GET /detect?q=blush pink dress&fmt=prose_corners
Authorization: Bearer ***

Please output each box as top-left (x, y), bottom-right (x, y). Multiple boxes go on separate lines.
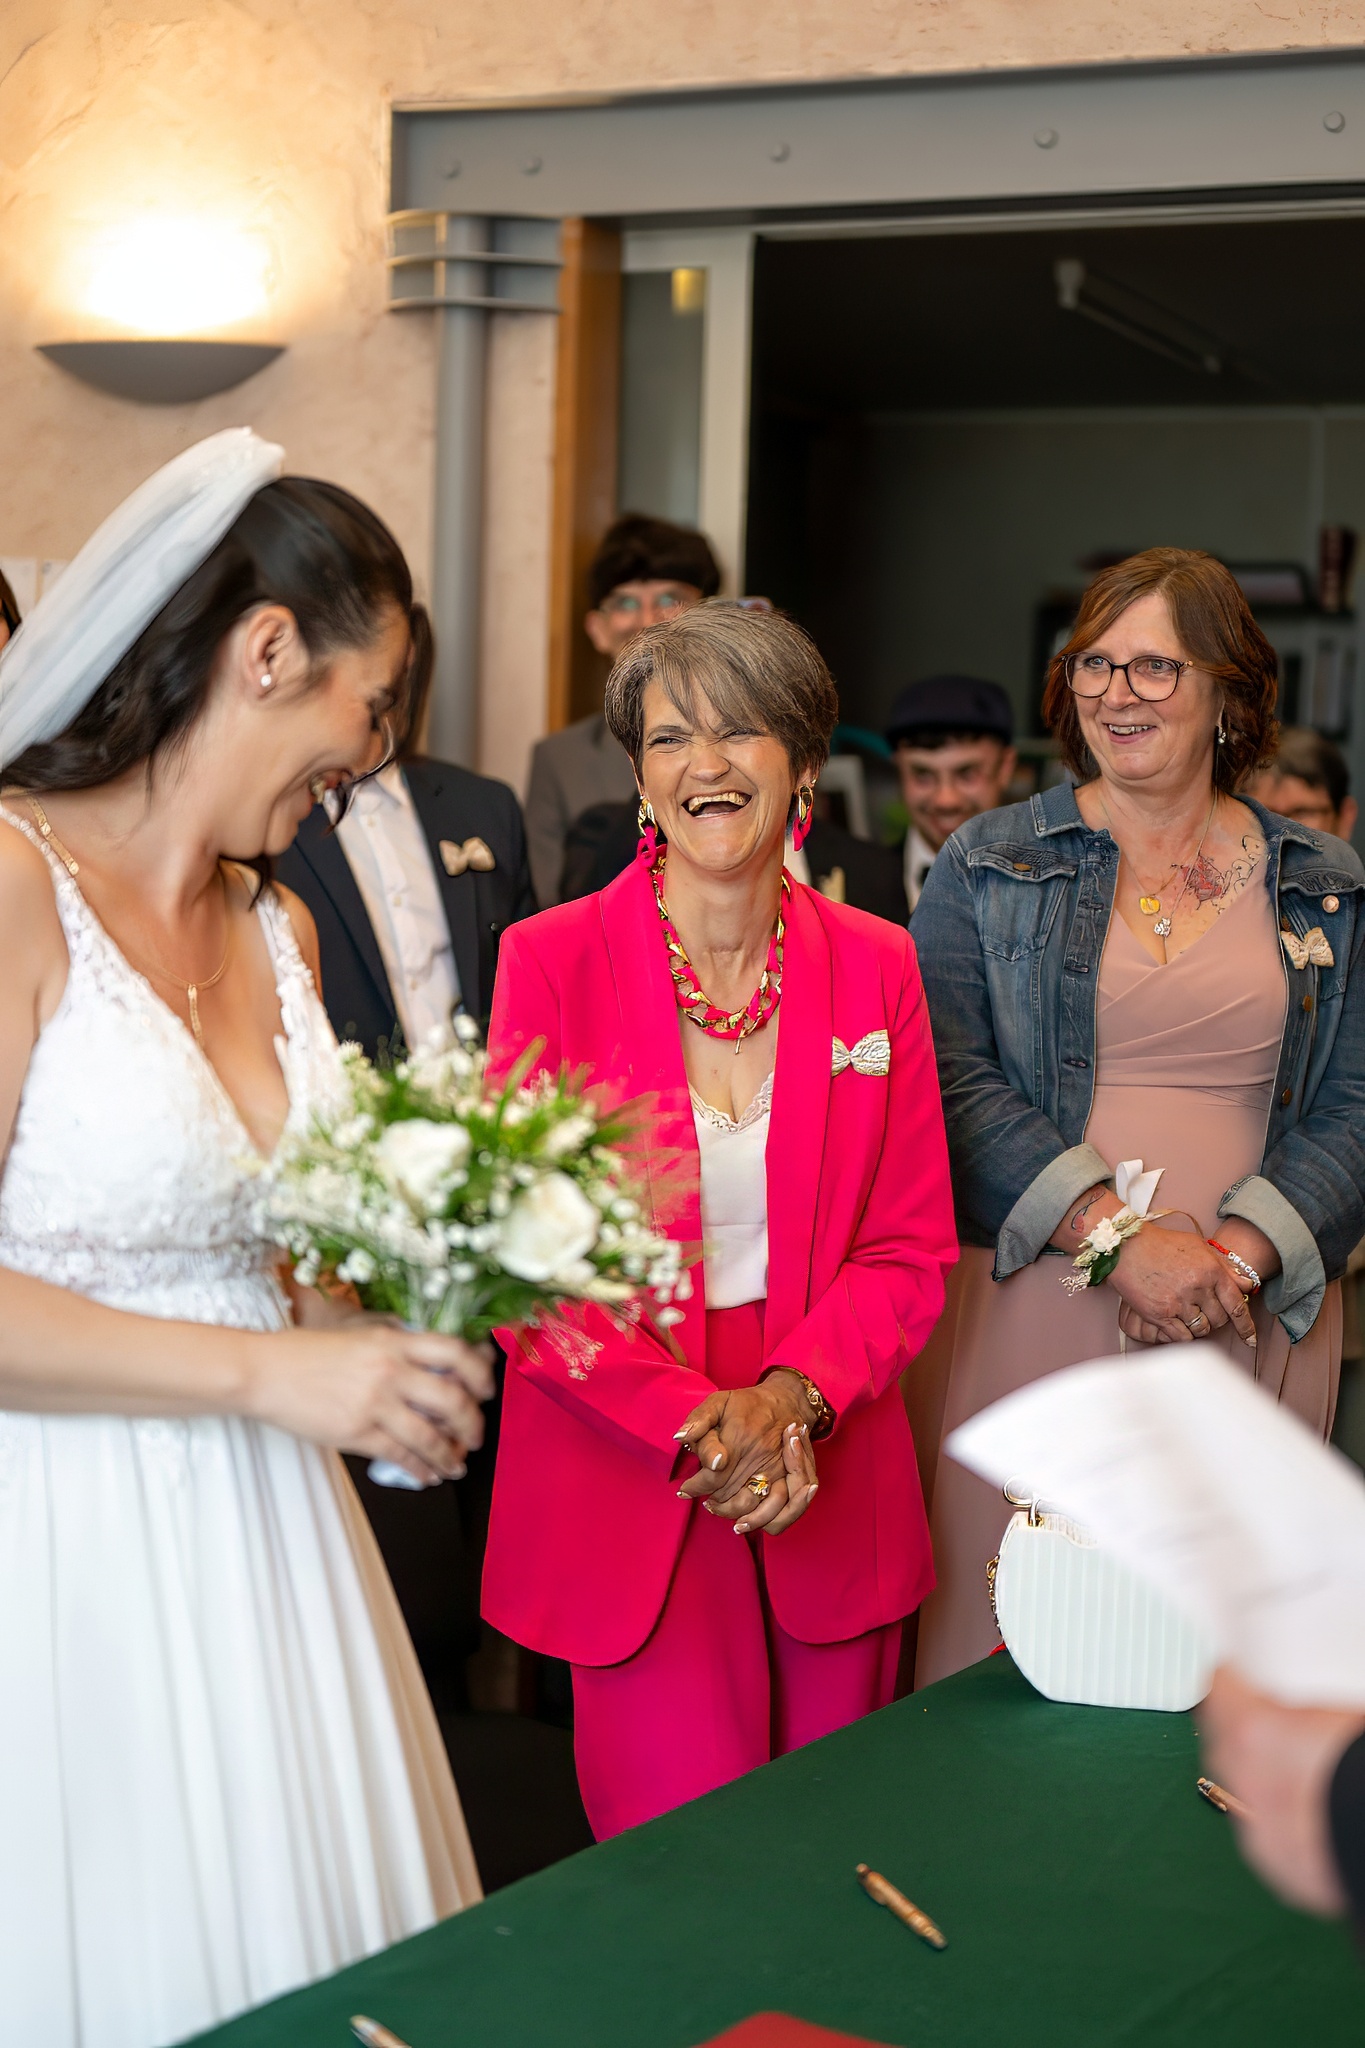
top-left (911, 877), bottom-right (1341, 1689)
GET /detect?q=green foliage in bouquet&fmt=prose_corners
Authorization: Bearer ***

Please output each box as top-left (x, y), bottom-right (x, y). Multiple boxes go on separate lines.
top-left (256, 1018), bottom-right (687, 1340)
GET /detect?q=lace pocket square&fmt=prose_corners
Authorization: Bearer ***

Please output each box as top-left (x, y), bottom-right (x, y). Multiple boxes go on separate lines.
top-left (1280, 925), bottom-right (1334, 970)
top-left (440, 836), bottom-right (496, 877)
top-left (831, 1029), bottom-right (891, 1077)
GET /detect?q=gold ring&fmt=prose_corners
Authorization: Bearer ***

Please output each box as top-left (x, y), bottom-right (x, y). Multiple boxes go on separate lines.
top-left (746, 1472), bottom-right (771, 1500)
top-left (1186, 1310), bottom-right (1208, 1331)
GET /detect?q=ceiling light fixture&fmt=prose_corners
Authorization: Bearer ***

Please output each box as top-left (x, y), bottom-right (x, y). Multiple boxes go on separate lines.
top-left (1054, 257), bottom-right (1231, 379)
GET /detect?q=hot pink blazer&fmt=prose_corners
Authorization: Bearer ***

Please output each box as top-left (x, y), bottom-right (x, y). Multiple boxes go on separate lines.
top-left (482, 859), bottom-right (957, 1667)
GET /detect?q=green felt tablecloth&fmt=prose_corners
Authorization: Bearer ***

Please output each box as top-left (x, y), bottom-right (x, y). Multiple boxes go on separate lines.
top-left (190, 1654), bottom-right (1361, 2048)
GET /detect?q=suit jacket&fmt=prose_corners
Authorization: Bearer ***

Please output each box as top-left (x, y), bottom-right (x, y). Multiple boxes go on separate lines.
top-left (524, 714), bottom-right (638, 907)
top-left (566, 805), bottom-right (911, 925)
top-left (1330, 1729), bottom-right (1365, 1934)
top-left (804, 819), bottom-right (910, 923)
top-left (275, 755), bottom-right (536, 1057)
top-left (481, 858), bottom-right (957, 1666)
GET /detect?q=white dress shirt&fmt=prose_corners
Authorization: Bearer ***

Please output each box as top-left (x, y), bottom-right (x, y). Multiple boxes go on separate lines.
top-left (691, 1072), bottom-right (772, 1309)
top-left (335, 764), bottom-right (461, 1048)
top-left (904, 826), bottom-right (940, 913)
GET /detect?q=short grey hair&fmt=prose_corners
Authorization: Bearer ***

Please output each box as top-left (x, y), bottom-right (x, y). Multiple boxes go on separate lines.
top-left (603, 601), bottom-right (839, 777)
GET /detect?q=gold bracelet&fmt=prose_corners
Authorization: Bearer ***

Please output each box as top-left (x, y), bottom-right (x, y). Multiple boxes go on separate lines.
top-left (764, 1366), bottom-right (835, 1440)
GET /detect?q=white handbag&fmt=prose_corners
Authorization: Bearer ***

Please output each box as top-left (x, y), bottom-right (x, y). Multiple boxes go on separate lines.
top-left (988, 1492), bottom-right (1214, 1712)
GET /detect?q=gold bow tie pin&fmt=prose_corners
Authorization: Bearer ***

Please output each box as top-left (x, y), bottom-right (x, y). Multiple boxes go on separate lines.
top-left (831, 1030), bottom-right (891, 1077)
top-left (440, 836), bottom-right (496, 878)
top-left (1280, 926), bottom-right (1334, 970)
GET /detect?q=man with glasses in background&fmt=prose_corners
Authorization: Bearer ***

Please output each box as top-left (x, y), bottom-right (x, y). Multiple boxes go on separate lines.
top-left (525, 512), bottom-right (721, 905)
top-left (1247, 726), bottom-right (1358, 845)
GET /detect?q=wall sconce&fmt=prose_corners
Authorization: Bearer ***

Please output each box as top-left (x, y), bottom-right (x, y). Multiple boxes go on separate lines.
top-left (39, 339), bottom-right (283, 403)
top-left (39, 214), bottom-right (285, 403)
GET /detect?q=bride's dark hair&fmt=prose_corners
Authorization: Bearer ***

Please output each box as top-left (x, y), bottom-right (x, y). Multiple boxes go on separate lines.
top-left (6, 478), bottom-right (428, 791)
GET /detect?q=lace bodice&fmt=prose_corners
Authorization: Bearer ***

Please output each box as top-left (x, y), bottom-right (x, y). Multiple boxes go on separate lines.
top-left (0, 809), bottom-right (340, 1328)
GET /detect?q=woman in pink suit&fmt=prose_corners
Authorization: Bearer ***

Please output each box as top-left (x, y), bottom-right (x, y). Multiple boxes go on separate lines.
top-left (484, 604), bottom-right (956, 1837)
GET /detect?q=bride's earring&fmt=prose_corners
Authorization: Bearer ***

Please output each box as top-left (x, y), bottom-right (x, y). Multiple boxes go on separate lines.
top-left (1215, 707), bottom-right (1226, 745)
top-left (259, 672), bottom-right (274, 691)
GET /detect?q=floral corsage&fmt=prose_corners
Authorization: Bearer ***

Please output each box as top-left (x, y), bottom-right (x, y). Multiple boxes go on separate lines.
top-left (1061, 1207), bottom-right (1148, 1293)
top-left (1060, 1159), bottom-right (1166, 1296)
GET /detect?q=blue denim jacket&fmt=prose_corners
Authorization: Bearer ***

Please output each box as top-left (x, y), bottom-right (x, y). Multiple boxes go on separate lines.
top-left (912, 780), bottom-right (1365, 1340)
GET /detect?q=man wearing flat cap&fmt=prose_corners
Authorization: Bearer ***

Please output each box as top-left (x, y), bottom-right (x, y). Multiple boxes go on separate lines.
top-left (885, 674), bottom-right (1017, 912)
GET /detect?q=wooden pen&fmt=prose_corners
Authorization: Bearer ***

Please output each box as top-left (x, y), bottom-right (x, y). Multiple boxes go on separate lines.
top-left (1197, 1776), bottom-right (1251, 1820)
top-left (351, 2017), bottom-right (414, 2048)
top-left (856, 1862), bottom-right (947, 1949)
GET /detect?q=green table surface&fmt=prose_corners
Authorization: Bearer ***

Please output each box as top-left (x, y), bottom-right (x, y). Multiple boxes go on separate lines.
top-left (190, 1654), bottom-right (1361, 2048)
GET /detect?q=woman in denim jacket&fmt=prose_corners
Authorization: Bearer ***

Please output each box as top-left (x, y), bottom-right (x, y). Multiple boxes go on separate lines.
top-left (911, 548), bottom-right (1365, 1685)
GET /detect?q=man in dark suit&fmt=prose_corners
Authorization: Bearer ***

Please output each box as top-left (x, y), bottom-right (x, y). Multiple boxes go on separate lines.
top-left (886, 674), bottom-right (1017, 913)
top-left (277, 675), bottom-right (536, 1055)
top-left (276, 643), bottom-right (535, 1708)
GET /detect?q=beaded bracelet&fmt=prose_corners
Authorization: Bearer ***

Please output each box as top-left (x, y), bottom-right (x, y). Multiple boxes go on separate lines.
top-left (1208, 1238), bottom-right (1263, 1293)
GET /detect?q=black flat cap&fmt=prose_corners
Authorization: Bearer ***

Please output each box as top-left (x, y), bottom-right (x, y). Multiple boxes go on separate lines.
top-left (886, 674), bottom-right (1015, 748)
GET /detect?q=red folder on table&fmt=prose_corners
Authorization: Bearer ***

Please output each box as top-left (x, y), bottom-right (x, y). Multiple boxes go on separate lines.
top-left (697, 2017), bottom-right (895, 2048)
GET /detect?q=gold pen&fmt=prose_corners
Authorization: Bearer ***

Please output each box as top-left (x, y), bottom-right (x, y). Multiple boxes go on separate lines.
top-left (1197, 1775), bottom-right (1251, 1820)
top-left (856, 1862), bottom-right (947, 1949)
top-left (351, 2017), bottom-right (414, 2048)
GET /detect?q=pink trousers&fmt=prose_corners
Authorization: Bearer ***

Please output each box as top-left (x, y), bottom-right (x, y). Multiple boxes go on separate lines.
top-left (570, 1303), bottom-right (902, 1840)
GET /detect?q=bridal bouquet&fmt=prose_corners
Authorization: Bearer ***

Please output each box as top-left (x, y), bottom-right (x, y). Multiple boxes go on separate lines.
top-left (256, 1017), bottom-right (688, 1349)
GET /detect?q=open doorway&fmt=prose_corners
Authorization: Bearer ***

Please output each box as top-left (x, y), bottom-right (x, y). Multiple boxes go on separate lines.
top-left (744, 213), bottom-right (1365, 849)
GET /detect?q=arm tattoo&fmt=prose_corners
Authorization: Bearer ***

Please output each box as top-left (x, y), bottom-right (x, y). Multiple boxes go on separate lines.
top-left (1068, 1184), bottom-right (1108, 1236)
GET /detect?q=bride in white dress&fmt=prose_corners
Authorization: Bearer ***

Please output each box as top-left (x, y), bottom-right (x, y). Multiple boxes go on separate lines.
top-left (0, 433), bottom-right (487, 2046)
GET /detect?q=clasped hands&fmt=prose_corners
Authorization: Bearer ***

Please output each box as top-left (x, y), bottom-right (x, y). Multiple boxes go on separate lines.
top-left (1109, 1223), bottom-right (1260, 1350)
top-left (675, 1370), bottom-right (820, 1535)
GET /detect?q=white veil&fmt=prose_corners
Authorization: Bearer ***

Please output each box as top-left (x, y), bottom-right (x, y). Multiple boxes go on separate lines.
top-left (0, 428), bottom-right (284, 769)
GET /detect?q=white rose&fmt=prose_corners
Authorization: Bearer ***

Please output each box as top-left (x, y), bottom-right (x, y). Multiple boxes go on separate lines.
top-left (495, 1172), bottom-right (600, 1283)
top-left (1088, 1216), bottom-right (1122, 1255)
top-left (374, 1118), bottom-right (472, 1211)
top-left (543, 1112), bottom-right (597, 1161)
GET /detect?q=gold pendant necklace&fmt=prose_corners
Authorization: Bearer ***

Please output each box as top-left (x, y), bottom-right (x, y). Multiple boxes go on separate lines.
top-left (25, 796), bottom-right (233, 1048)
top-left (1148, 795), bottom-right (1216, 938)
top-left (1102, 793), bottom-right (1217, 941)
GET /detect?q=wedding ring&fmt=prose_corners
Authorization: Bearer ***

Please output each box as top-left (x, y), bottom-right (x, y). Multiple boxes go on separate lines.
top-left (1185, 1310), bottom-right (1209, 1332)
top-left (746, 1472), bottom-right (771, 1500)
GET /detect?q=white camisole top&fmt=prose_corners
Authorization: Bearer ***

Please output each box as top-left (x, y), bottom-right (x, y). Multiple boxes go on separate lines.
top-left (690, 1071), bottom-right (773, 1309)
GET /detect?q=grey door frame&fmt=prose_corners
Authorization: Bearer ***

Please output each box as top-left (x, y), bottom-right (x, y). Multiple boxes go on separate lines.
top-left (389, 53), bottom-right (1365, 761)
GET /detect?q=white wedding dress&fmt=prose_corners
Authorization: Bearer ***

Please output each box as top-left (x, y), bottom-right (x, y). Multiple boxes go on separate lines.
top-left (0, 811), bottom-right (481, 2048)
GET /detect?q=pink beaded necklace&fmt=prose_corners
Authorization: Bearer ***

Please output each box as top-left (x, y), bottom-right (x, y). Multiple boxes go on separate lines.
top-left (650, 849), bottom-right (787, 1044)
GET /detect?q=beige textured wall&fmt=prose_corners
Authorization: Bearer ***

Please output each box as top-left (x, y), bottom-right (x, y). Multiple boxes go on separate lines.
top-left (3, 0), bottom-right (1364, 772)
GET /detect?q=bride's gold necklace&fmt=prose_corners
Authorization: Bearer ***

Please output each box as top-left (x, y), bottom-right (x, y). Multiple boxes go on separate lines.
top-left (26, 796), bottom-right (232, 1049)
top-left (1102, 792), bottom-right (1217, 941)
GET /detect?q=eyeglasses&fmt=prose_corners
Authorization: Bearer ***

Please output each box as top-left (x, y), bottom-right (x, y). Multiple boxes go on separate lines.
top-left (322, 715), bottom-right (397, 827)
top-left (602, 588), bottom-right (690, 618)
top-left (1064, 653), bottom-right (1194, 701)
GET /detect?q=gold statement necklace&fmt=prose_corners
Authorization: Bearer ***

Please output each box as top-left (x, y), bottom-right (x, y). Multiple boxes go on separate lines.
top-left (26, 796), bottom-right (232, 1049)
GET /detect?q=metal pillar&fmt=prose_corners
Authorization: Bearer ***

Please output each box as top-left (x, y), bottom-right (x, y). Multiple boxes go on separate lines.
top-left (430, 218), bottom-right (488, 765)
top-left (387, 212), bottom-right (561, 767)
